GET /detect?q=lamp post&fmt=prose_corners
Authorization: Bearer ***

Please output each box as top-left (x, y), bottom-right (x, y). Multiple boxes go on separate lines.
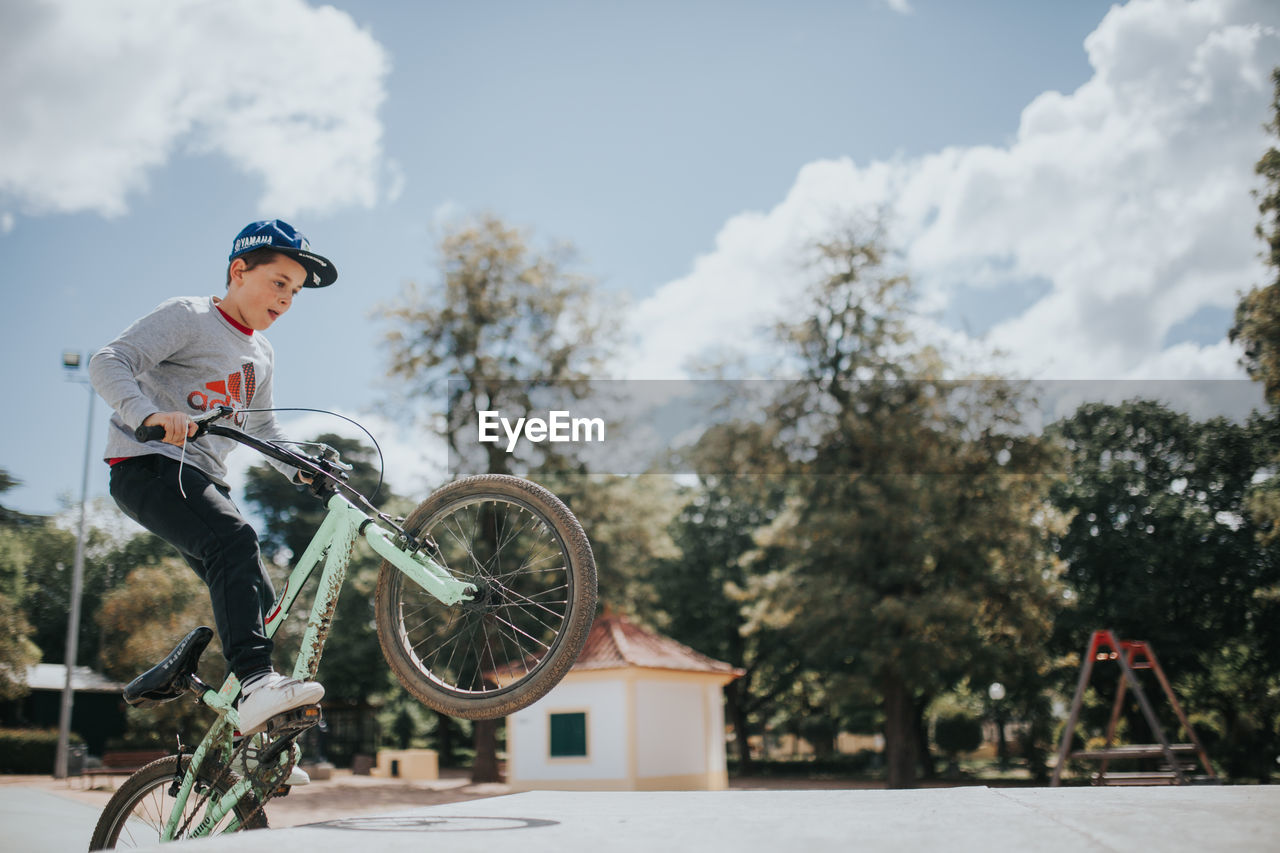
top-left (988, 681), bottom-right (1008, 772)
top-left (54, 351), bottom-right (94, 779)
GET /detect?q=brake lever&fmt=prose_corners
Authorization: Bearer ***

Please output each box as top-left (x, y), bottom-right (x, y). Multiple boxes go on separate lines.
top-left (319, 445), bottom-right (354, 474)
top-left (303, 456), bottom-right (349, 499)
top-left (193, 405), bottom-right (236, 439)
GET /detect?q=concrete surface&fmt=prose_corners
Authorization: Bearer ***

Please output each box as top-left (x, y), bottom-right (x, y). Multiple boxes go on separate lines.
top-left (0, 786), bottom-right (102, 851)
top-left (174, 786), bottom-right (1279, 853)
top-left (4, 782), bottom-right (1278, 852)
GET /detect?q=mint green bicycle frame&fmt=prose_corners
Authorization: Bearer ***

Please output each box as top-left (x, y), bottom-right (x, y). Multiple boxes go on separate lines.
top-left (160, 492), bottom-right (475, 840)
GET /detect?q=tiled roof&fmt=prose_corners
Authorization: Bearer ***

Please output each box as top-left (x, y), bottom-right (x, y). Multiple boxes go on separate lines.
top-left (573, 612), bottom-right (744, 678)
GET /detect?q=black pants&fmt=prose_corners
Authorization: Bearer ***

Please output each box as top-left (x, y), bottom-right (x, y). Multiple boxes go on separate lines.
top-left (109, 455), bottom-right (275, 681)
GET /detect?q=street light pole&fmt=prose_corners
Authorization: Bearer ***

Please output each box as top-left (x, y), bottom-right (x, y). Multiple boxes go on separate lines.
top-left (55, 352), bottom-right (94, 779)
top-left (988, 681), bottom-right (1008, 772)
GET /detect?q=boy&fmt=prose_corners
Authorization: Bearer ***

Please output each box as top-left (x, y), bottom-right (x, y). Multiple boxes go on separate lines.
top-left (89, 220), bottom-right (336, 781)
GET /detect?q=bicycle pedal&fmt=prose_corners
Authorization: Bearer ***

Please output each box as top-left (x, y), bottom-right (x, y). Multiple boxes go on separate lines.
top-left (256, 705), bottom-right (322, 764)
top-left (264, 704), bottom-right (323, 737)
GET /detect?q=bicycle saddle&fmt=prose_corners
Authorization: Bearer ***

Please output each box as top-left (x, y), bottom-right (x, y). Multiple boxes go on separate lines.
top-left (123, 626), bottom-right (214, 707)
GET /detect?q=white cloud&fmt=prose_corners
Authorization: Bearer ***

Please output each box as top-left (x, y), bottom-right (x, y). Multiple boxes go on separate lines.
top-left (624, 0), bottom-right (1280, 381)
top-left (882, 0), bottom-right (914, 15)
top-left (0, 0), bottom-right (391, 220)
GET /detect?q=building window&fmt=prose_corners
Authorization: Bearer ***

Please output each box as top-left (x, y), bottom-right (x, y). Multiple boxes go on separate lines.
top-left (549, 711), bottom-right (588, 758)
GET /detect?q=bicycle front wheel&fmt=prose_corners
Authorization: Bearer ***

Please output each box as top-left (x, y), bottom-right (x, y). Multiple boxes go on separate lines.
top-left (88, 755), bottom-right (266, 850)
top-left (375, 475), bottom-right (597, 719)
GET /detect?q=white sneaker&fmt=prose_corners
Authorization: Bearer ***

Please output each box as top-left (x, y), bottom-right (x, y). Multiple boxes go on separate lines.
top-left (237, 671), bottom-right (325, 735)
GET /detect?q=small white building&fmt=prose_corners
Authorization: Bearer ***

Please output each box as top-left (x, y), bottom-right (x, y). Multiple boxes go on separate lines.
top-left (506, 612), bottom-right (743, 791)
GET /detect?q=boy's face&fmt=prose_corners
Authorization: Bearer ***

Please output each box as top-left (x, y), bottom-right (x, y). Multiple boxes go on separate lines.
top-left (222, 255), bottom-right (307, 331)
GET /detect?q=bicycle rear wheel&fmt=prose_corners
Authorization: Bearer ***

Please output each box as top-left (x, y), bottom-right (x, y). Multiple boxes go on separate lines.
top-left (88, 755), bottom-right (266, 849)
top-left (375, 475), bottom-right (597, 719)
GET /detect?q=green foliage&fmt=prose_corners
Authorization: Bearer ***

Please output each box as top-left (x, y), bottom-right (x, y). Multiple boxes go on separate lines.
top-left (95, 558), bottom-right (221, 739)
top-left (376, 686), bottom-right (441, 751)
top-left (933, 712), bottom-right (983, 758)
top-left (0, 590), bottom-right (40, 701)
top-left (739, 223), bottom-right (1065, 787)
top-left (1047, 403), bottom-right (1280, 680)
top-left (380, 214), bottom-right (618, 476)
top-left (0, 471), bottom-right (42, 699)
top-left (1233, 67), bottom-right (1280, 559)
top-left (1047, 401), bottom-right (1280, 781)
top-left (18, 505), bottom-right (139, 669)
top-left (1177, 642), bottom-right (1280, 782)
top-left (1232, 68), bottom-right (1280, 402)
top-left (646, 465), bottom-right (796, 766)
top-left (540, 472), bottom-right (681, 614)
top-left (0, 470), bottom-right (40, 529)
top-left (0, 727), bottom-right (83, 773)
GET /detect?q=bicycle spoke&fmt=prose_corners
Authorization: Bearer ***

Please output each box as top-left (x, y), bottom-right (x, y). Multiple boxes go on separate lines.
top-left (491, 578), bottom-right (570, 613)
top-left (489, 549), bottom-right (566, 582)
top-left (491, 512), bottom-right (547, 571)
top-left (442, 514), bottom-right (487, 577)
top-left (489, 596), bottom-right (563, 641)
top-left (485, 609), bottom-right (554, 652)
top-left (384, 487), bottom-right (586, 698)
top-left (492, 610), bottom-right (528, 679)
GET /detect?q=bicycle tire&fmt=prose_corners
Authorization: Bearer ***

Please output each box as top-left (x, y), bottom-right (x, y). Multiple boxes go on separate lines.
top-left (375, 474), bottom-right (597, 720)
top-left (88, 755), bottom-right (266, 850)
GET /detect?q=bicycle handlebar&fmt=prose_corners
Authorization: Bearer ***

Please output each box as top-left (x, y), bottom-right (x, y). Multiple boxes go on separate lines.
top-left (135, 423), bottom-right (169, 443)
top-left (134, 406), bottom-right (234, 445)
top-left (132, 406), bottom-right (406, 540)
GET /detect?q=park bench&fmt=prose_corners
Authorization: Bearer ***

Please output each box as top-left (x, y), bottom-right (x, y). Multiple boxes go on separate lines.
top-left (79, 749), bottom-right (168, 788)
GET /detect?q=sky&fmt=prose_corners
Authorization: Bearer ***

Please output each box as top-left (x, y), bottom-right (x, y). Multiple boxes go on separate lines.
top-left (2, 0), bottom-right (1279, 519)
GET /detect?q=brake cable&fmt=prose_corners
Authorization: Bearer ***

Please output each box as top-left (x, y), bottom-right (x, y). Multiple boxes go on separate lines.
top-left (237, 407), bottom-right (387, 505)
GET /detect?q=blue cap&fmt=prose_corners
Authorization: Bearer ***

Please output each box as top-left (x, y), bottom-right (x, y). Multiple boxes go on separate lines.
top-left (228, 220), bottom-right (337, 288)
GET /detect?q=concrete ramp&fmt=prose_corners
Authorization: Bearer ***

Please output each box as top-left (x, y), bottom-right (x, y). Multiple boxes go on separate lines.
top-left (173, 786), bottom-right (1280, 852)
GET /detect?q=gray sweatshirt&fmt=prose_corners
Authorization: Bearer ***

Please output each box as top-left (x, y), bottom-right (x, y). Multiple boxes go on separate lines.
top-left (89, 296), bottom-right (297, 486)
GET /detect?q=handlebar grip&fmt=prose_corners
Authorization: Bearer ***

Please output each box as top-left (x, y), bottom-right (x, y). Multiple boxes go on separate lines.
top-left (135, 424), bottom-right (168, 443)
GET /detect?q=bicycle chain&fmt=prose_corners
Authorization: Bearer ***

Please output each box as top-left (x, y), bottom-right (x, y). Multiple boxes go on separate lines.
top-left (172, 734), bottom-right (293, 838)
top-left (172, 738), bottom-right (246, 840)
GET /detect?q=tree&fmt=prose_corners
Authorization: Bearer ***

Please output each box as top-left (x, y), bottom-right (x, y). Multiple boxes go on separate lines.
top-left (381, 214), bottom-right (617, 783)
top-left (1231, 67), bottom-right (1280, 546)
top-left (382, 215), bottom-right (615, 479)
top-left (540, 472), bottom-right (681, 615)
top-left (0, 590), bottom-right (39, 701)
top-left (933, 710), bottom-right (983, 774)
top-left (96, 558), bottom-right (220, 742)
top-left (1220, 64), bottom-right (1280, 781)
top-left (750, 224), bottom-right (1064, 788)
top-left (0, 470), bottom-right (41, 700)
top-left (643, 419), bottom-right (799, 771)
top-left (1231, 68), bottom-right (1280, 403)
top-left (19, 500), bottom-right (140, 670)
top-left (1047, 401), bottom-right (1280, 780)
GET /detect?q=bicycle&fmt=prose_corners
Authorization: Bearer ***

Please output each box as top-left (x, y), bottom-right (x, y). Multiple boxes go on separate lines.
top-left (88, 405), bottom-right (597, 849)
